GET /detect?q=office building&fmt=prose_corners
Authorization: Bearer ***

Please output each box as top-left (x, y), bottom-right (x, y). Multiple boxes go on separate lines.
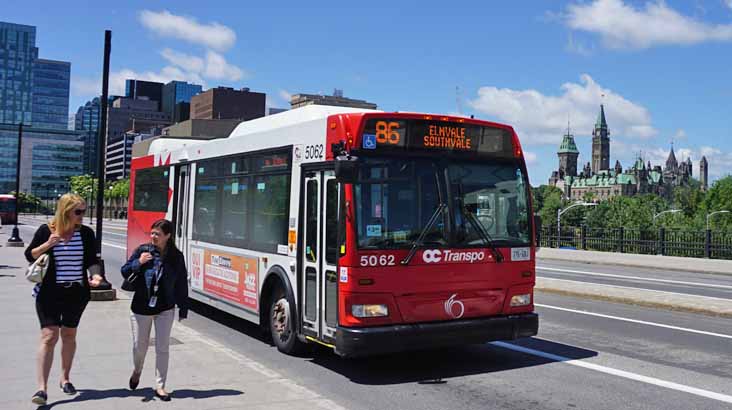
top-left (290, 90), bottom-right (377, 110)
top-left (125, 79), bottom-right (163, 110)
top-left (0, 123), bottom-right (82, 198)
top-left (31, 58), bottom-right (70, 129)
top-left (0, 22), bottom-right (38, 125)
top-left (105, 97), bottom-right (171, 180)
top-left (162, 80), bottom-right (202, 123)
top-left (74, 97), bottom-right (101, 175)
top-left (190, 87), bottom-right (265, 121)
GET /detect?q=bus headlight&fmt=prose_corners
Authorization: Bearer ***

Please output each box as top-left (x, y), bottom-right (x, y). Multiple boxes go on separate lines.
top-left (510, 294), bottom-right (531, 307)
top-left (352, 304), bottom-right (389, 318)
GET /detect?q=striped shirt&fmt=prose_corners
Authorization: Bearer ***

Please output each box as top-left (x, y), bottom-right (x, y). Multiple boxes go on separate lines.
top-left (53, 230), bottom-right (85, 283)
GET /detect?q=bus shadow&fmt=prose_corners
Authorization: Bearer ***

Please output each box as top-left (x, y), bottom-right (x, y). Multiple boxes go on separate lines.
top-left (189, 299), bottom-right (272, 345)
top-left (306, 337), bottom-right (597, 385)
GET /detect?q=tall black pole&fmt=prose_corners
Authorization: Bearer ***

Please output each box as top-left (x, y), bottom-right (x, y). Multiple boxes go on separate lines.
top-left (94, 30), bottom-right (112, 288)
top-left (7, 122), bottom-right (24, 246)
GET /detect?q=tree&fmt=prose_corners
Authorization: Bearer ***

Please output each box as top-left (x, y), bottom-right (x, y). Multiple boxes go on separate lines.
top-left (8, 191), bottom-right (43, 213)
top-left (700, 176), bottom-right (732, 231)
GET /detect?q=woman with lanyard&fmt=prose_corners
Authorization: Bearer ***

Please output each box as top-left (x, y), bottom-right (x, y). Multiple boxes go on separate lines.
top-left (25, 193), bottom-right (104, 406)
top-left (121, 219), bottom-right (189, 401)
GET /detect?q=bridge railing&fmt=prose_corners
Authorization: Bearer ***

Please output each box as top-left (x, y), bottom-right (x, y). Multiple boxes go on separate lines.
top-left (538, 226), bottom-right (732, 260)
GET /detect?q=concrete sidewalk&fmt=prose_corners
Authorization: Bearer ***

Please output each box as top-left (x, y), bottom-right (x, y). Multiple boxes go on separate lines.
top-left (0, 232), bottom-right (346, 410)
top-left (537, 248), bottom-right (732, 276)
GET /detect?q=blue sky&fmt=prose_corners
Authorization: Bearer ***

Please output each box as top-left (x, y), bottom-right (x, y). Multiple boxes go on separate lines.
top-left (5, 0), bottom-right (732, 185)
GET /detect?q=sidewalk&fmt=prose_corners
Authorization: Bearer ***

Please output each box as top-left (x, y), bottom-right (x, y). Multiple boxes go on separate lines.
top-left (0, 232), bottom-right (346, 410)
top-left (537, 247), bottom-right (732, 276)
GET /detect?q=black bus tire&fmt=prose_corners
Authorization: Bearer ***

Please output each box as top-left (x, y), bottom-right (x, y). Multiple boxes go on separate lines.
top-left (268, 287), bottom-right (303, 355)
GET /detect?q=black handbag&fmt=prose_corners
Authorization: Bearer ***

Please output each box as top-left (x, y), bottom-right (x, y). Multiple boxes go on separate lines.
top-left (121, 272), bottom-right (138, 291)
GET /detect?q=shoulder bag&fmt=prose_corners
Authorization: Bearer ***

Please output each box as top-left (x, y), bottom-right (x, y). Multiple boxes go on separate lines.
top-left (26, 253), bottom-right (49, 283)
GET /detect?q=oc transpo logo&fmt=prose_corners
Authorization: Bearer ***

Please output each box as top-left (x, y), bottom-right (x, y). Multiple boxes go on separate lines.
top-left (444, 294), bottom-right (465, 319)
top-left (422, 249), bottom-right (442, 263)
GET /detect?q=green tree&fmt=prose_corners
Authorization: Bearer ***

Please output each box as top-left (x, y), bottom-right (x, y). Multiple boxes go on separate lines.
top-left (8, 191), bottom-right (43, 213)
top-left (700, 176), bottom-right (732, 231)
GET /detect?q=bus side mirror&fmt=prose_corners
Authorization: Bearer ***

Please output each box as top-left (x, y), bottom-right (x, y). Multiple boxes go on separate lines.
top-left (334, 155), bottom-right (359, 183)
top-left (534, 214), bottom-right (542, 248)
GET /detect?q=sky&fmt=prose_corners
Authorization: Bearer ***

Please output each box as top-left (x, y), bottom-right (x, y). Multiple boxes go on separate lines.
top-left (4, 0), bottom-right (732, 185)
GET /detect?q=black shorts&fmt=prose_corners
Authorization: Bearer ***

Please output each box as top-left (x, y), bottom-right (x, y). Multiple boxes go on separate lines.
top-left (35, 283), bottom-right (90, 328)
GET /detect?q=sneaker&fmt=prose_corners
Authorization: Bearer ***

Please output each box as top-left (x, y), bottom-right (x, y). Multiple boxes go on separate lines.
top-left (31, 390), bottom-right (47, 405)
top-left (60, 382), bottom-right (77, 395)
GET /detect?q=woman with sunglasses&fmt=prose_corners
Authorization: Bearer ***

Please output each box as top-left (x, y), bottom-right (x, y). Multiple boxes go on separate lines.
top-left (24, 193), bottom-right (104, 406)
top-left (121, 219), bottom-right (188, 402)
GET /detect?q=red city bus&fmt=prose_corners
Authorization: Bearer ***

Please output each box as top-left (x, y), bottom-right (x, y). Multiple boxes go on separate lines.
top-left (127, 105), bottom-right (538, 357)
top-left (0, 194), bottom-right (17, 225)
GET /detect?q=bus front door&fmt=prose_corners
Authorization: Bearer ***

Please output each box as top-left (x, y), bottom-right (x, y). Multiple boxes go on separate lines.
top-left (301, 170), bottom-right (339, 343)
top-left (173, 164), bottom-right (191, 257)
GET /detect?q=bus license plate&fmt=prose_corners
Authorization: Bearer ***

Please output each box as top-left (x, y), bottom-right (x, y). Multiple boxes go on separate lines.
top-left (511, 247), bottom-right (530, 261)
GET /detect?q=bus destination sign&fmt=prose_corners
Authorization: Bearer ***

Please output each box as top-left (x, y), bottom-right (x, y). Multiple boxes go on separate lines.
top-left (361, 118), bottom-right (513, 156)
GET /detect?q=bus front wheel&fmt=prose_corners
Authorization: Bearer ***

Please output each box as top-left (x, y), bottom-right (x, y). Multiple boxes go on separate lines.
top-left (269, 288), bottom-right (302, 355)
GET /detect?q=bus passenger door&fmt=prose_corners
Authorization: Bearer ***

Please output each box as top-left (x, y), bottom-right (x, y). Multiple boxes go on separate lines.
top-left (174, 164), bottom-right (191, 255)
top-left (301, 173), bottom-right (321, 336)
top-left (301, 170), bottom-right (339, 342)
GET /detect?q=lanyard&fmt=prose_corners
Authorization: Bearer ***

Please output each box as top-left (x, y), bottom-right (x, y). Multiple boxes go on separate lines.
top-left (150, 263), bottom-right (164, 296)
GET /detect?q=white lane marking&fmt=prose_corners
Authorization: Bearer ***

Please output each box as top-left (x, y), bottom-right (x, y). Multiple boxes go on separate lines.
top-left (536, 303), bottom-right (732, 340)
top-left (537, 266), bottom-right (732, 290)
top-left (540, 277), bottom-right (732, 301)
top-left (99, 231), bottom-right (127, 237)
top-left (491, 341), bottom-right (732, 404)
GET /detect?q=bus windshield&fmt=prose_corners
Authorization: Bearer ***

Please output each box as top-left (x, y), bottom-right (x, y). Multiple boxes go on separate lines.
top-left (354, 157), bottom-right (530, 249)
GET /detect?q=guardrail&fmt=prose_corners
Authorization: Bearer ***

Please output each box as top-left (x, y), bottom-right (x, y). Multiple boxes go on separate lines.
top-left (538, 226), bottom-right (732, 260)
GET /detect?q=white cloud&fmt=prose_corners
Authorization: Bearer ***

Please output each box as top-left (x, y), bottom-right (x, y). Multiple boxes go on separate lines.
top-left (71, 76), bottom-right (103, 96)
top-left (726, 0), bottom-right (732, 10)
top-left (565, 32), bottom-right (593, 56)
top-left (468, 74), bottom-right (657, 146)
top-left (565, 0), bottom-right (732, 49)
top-left (160, 48), bottom-right (205, 72)
top-left (139, 10), bottom-right (236, 51)
top-left (204, 51), bottom-right (245, 81)
top-left (673, 129), bottom-right (687, 141)
top-left (524, 151), bottom-right (538, 165)
top-left (279, 89), bottom-right (292, 104)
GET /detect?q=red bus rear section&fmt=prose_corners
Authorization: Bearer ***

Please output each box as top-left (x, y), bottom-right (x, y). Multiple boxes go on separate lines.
top-left (0, 194), bottom-right (17, 226)
top-left (127, 106), bottom-right (538, 357)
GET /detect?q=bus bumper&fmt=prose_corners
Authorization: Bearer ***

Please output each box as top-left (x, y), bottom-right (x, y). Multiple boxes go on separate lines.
top-left (334, 313), bottom-right (538, 357)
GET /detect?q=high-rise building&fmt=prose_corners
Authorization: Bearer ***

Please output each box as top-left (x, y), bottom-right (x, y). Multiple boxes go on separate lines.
top-left (0, 22), bottom-right (38, 125)
top-left (105, 97), bottom-right (171, 180)
top-left (591, 104), bottom-right (610, 174)
top-left (190, 87), bottom-right (266, 121)
top-left (74, 97), bottom-right (101, 175)
top-left (1, 21), bottom-right (79, 197)
top-left (0, 123), bottom-right (82, 198)
top-left (125, 79), bottom-right (163, 110)
top-left (162, 80), bottom-right (202, 123)
top-left (290, 90), bottom-right (377, 110)
top-left (31, 58), bottom-right (70, 129)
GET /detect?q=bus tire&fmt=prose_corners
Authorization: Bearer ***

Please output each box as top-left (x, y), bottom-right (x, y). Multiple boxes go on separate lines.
top-left (268, 287), bottom-right (303, 355)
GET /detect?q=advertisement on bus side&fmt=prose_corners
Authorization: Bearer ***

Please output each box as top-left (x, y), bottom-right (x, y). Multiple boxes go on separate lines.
top-left (190, 246), bottom-right (259, 312)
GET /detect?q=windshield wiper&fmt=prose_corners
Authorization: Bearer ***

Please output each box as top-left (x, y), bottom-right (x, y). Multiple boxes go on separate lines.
top-left (459, 199), bottom-right (504, 262)
top-left (401, 203), bottom-right (446, 266)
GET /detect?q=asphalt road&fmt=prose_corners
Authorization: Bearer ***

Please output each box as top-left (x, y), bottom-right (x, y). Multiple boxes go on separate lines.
top-left (14, 217), bottom-right (732, 410)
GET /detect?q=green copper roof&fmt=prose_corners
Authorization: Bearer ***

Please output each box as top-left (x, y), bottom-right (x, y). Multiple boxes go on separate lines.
top-left (558, 133), bottom-right (579, 154)
top-left (595, 104), bottom-right (608, 129)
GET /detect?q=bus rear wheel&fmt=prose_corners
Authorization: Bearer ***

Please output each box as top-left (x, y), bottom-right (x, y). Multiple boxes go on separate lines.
top-left (269, 288), bottom-right (302, 355)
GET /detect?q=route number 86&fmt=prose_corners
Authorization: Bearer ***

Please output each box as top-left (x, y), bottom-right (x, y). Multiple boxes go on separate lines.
top-left (375, 121), bottom-right (401, 145)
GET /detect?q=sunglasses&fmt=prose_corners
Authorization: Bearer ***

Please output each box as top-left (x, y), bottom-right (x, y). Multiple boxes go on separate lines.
top-left (74, 208), bottom-right (87, 216)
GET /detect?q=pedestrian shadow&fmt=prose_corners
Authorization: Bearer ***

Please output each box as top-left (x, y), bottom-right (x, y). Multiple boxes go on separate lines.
top-left (37, 387), bottom-right (243, 408)
top-left (307, 337), bottom-right (598, 385)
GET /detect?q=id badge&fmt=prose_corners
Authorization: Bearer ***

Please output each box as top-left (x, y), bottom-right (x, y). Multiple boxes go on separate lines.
top-left (148, 296), bottom-right (158, 308)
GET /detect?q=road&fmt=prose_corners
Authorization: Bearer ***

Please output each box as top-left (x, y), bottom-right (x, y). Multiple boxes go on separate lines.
top-left (14, 217), bottom-right (732, 409)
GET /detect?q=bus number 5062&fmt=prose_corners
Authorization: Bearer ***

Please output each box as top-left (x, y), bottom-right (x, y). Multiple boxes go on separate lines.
top-left (360, 254), bottom-right (396, 267)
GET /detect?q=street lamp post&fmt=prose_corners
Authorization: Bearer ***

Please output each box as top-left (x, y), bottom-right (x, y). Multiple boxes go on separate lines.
top-left (653, 209), bottom-right (681, 223)
top-left (7, 122), bottom-right (24, 247)
top-left (557, 202), bottom-right (597, 247)
top-left (707, 210), bottom-right (731, 230)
